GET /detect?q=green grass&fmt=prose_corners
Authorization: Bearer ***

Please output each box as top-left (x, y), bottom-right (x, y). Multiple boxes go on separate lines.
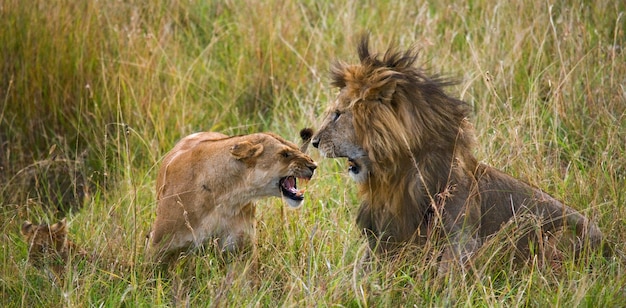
top-left (1, 0), bottom-right (625, 306)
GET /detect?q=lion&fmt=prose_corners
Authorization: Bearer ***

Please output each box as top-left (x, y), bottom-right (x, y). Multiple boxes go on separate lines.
top-left (148, 132), bottom-right (317, 264)
top-left (21, 219), bottom-right (133, 282)
top-left (309, 35), bottom-right (603, 269)
top-left (21, 218), bottom-right (88, 278)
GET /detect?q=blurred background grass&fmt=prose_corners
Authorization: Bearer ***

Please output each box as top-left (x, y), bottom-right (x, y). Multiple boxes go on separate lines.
top-left (1, 0), bottom-right (625, 306)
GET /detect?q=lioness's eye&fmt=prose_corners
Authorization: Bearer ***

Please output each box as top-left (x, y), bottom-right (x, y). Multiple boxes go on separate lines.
top-left (281, 151), bottom-right (291, 158)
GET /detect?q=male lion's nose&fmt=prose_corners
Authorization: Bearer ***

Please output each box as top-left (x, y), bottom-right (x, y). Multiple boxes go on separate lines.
top-left (311, 137), bottom-right (320, 148)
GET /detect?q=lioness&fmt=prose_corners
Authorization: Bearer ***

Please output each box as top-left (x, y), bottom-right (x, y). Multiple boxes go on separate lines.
top-left (149, 132), bottom-right (317, 263)
top-left (309, 35), bottom-right (602, 269)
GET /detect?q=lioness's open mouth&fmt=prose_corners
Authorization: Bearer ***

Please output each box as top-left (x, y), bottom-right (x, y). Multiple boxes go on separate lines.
top-left (279, 176), bottom-right (307, 202)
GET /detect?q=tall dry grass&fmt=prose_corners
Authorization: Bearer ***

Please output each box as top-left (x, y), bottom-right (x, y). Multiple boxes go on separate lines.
top-left (1, 0), bottom-right (625, 306)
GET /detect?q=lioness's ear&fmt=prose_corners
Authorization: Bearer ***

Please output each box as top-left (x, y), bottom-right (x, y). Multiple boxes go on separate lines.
top-left (21, 221), bottom-right (34, 236)
top-left (230, 141), bottom-right (264, 160)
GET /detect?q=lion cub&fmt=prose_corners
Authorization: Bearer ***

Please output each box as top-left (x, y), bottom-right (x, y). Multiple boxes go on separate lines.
top-left (21, 219), bottom-right (88, 278)
top-left (149, 132), bottom-right (316, 264)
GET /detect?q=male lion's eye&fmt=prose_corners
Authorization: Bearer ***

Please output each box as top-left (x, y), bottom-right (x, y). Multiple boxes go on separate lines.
top-left (281, 151), bottom-right (291, 158)
top-left (332, 111), bottom-right (341, 122)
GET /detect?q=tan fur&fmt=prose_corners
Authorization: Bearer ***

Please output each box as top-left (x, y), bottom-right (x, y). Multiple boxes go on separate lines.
top-left (311, 35), bottom-right (602, 268)
top-left (149, 132), bottom-right (316, 263)
top-left (21, 219), bottom-right (88, 277)
top-left (21, 219), bottom-right (132, 282)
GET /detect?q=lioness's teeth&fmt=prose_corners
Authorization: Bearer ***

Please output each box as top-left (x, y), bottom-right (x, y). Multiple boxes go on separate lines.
top-left (296, 188), bottom-right (306, 197)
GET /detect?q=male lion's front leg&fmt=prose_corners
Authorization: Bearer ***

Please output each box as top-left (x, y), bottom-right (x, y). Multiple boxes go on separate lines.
top-left (438, 195), bottom-right (482, 273)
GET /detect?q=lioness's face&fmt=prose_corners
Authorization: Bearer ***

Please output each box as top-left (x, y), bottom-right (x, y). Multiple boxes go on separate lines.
top-left (235, 134), bottom-right (317, 208)
top-left (311, 90), bottom-right (370, 183)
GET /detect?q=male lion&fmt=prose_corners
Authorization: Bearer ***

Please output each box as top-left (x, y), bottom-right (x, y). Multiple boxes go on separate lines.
top-left (149, 132), bottom-right (317, 264)
top-left (310, 35), bottom-right (602, 269)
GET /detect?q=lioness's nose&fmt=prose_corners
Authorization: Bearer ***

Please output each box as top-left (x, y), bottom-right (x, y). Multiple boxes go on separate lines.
top-left (309, 163), bottom-right (317, 171)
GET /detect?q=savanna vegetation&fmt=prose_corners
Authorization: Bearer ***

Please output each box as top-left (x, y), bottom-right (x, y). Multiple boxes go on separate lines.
top-left (1, 0), bottom-right (625, 306)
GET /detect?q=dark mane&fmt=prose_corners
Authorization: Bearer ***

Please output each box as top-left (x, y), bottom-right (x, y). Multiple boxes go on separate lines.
top-left (331, 34), bottom-right (475, 169)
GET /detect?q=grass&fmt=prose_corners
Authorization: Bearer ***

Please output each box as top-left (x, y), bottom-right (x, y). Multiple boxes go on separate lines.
top-left (1, 0), bottom-right (625, 306)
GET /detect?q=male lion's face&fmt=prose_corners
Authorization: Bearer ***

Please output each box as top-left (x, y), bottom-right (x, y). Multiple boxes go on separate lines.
top-left (233, 134), bottom-right (318, 208)
top-left (21, 219), bottom-right (68, 267)
top-left (311, 89), bottom-right (370, 183)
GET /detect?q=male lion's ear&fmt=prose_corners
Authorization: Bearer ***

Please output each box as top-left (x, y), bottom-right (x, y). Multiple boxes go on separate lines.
top-left (362, 78), bottom-right (397, 104)
top-left (379, 79), bottom-right (397, 104)
top-left (230, 141), bottom-right (264, 160)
